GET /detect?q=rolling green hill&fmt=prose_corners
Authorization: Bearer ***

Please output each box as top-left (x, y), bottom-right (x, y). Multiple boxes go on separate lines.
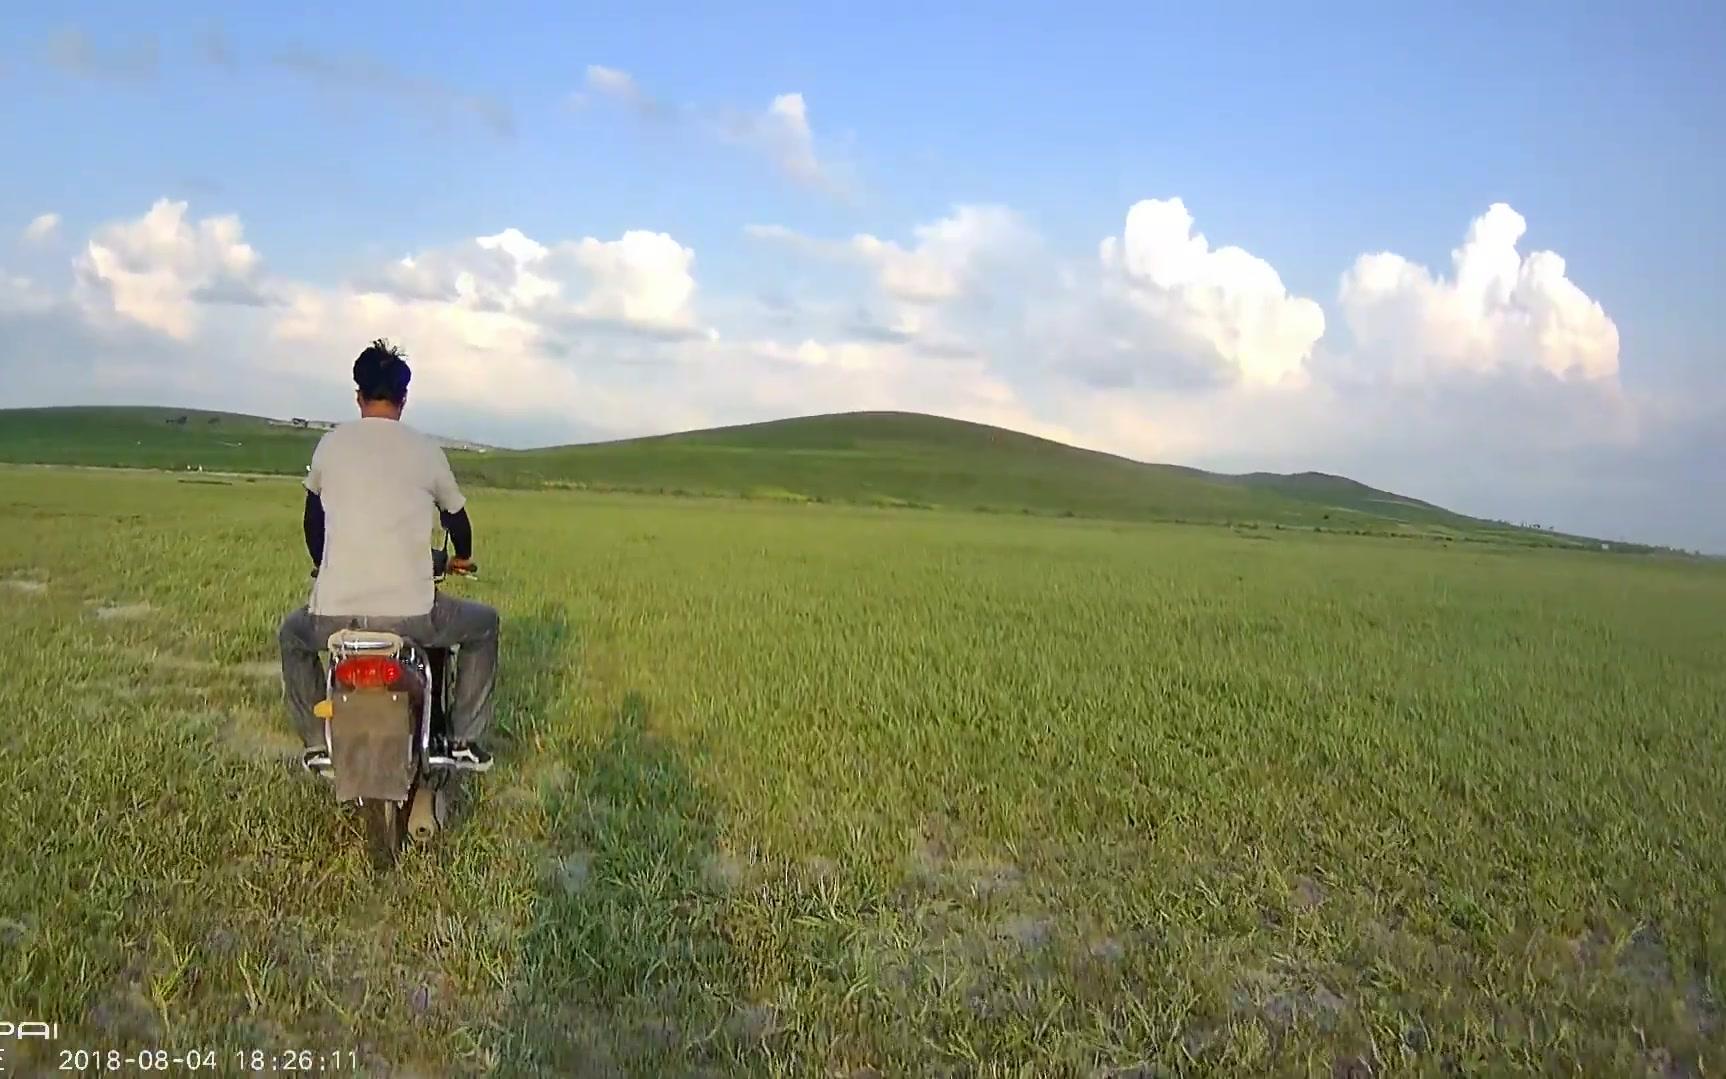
top-left (463, 411), bottom-right (1317, 524)
top-left (1228, 471), bottom-right (1463, 524)
top-left (0, 405), bottom-right (1593, 544)
top-left (0, 406), bottom-right (323, 473)
top-left (462, 411), bottom-right (1583, 543)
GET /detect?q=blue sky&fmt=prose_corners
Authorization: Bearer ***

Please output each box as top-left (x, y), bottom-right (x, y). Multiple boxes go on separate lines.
top-left (2, 2), bottom-right (1723, 549)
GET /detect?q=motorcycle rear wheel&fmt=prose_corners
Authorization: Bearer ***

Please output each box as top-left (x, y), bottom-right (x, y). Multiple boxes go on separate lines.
top-left (360, 798), bottom-right (407, 869)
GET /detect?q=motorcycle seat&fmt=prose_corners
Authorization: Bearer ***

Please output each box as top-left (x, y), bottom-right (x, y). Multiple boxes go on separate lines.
top-left (326, 629), bottom-right (408, 656)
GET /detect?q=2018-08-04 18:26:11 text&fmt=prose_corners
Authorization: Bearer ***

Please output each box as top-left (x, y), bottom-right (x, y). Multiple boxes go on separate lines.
top-left (0, 1042), bottom-right (362, 1072)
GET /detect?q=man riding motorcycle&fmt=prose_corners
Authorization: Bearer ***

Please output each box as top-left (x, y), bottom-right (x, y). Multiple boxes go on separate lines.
top-left (278, 340), bottom-right (498, 776)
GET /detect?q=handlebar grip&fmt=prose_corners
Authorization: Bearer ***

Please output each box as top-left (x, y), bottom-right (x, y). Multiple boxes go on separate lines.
top-left (432, 549), bottom-right (478, 577)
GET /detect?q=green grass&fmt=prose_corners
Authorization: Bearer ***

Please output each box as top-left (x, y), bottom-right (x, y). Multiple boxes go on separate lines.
top-left (1, 467), bottom-right (1721, 1076)
top-left (0, 406), bottom-right (1611, 547)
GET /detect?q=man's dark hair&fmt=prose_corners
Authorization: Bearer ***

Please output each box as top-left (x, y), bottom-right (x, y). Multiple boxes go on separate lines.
top-left (354, 338), bottom-right (411, 405)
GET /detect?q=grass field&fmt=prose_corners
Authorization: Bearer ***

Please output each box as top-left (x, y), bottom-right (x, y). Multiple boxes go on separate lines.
top-left (2, 467), bottom-right (1723, 1076)
top-left (0, 407), bottom-right (1623, 550)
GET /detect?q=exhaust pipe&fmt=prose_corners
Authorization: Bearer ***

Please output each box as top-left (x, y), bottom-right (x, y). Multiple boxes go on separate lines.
top-left (408, 786), bottom-right (437, 841)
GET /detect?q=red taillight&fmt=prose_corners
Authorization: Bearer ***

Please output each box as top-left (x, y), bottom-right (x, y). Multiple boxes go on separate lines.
top-left (333, 655), bottom-right (404, 690)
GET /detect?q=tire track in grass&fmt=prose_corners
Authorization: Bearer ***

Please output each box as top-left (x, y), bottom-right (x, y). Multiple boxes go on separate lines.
top-left (496, 603), bottom-right (763, 1075)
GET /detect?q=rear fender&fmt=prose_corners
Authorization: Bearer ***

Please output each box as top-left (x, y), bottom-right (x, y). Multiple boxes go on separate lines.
top-left (329, 689), bottom-right (417, 803)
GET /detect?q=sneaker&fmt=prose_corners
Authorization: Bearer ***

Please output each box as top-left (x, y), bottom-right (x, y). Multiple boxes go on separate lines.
top-left (446, 742), bottom-right (493, 773)
top-left (302, 746), bottom-right (334, 778)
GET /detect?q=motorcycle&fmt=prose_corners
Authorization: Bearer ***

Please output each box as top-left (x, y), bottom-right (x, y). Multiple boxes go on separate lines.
top-left (310, 542), bottom-right (475, 867)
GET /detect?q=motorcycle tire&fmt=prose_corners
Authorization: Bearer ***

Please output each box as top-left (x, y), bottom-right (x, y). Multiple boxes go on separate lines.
top-left (360, 798), bottom-right (407, 869)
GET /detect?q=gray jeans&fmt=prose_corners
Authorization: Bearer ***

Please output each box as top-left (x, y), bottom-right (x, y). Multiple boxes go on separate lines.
top-left (278, 594), bottom-right (500, 750)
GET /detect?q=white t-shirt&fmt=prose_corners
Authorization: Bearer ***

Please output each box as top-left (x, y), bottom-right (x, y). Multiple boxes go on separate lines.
top-left (304, 418), bottom-right (467, 617)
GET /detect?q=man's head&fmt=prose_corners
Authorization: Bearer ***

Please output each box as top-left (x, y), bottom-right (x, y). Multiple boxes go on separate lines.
top-left (353, 338), bottom-right (411, 418)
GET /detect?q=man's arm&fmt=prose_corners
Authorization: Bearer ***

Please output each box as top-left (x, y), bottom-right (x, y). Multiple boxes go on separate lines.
top-left (303, 490), bottom-right (325, 565)
top-left (439, 507), bottom-right (473, 561)
top-left (429, 445), bottom-right (474, 568)
top-left (429, 447), bottom-right (467, 516)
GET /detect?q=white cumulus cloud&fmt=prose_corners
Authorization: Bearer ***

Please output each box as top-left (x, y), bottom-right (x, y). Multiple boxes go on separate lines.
top-left (853, 205), bottom-right (1033, 304)
top-left (22, 213), bottom-right (61, 244)
top-left (1099, 198), bottom-right (1325, 386)
top-left (578, 64), bottom-right (660, 116)
top-left (1339, 202), bottom-right (1619, 381)
top-left (355, 225), bottom-right (700, 336)
top-left (585, 65), bottom-right (638, 98)
top-left (564, 231), bottom-right (698, 329)
top-left (76, 199), bottom-right (269, 338)
top-left (716, 90), bottom-right (843, 192)
top-left (746, 205), bottom-right (1037, 359)
top-left (759, 93), bottom-right (823, 188)
top-left (579, 66), bottom-right (843, 193)
top-left (750, 205), bottom-right (1034, 307)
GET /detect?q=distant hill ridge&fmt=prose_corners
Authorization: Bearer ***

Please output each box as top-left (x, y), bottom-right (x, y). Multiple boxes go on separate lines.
top-left (0, 405), bottom-right (1648, 550)
top-left (264, 413), bottom-right (489, 451)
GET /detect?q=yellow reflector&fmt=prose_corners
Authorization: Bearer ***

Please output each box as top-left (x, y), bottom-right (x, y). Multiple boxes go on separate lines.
top-left (313, 699), bottom-right (334, 720)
